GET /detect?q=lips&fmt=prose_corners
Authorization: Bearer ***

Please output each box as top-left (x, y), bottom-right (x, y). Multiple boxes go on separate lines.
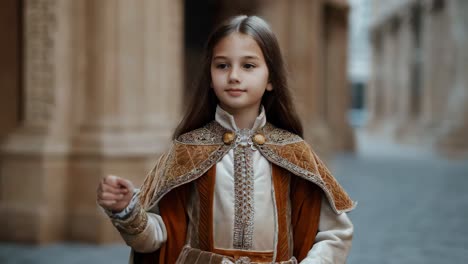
top-left (225, 88), bottom-right (246, 97)
top-left (225, 88), bottom-right (246, 92)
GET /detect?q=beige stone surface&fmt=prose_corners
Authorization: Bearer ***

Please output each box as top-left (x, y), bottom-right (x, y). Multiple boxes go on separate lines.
top-left (0, 154), bottom-right (68, 243)
top-left (1, 0), bottom-right (182, 244)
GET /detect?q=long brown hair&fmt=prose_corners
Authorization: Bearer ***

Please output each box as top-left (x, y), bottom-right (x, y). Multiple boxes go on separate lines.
top-left (173, 15), bottom-right (303, 138)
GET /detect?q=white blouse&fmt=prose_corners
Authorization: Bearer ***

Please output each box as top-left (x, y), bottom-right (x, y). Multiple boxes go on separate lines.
top-left (213, 106), bottom-right (275, 251)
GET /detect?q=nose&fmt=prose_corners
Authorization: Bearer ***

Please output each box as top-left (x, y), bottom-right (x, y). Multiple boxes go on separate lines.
top-left (228, 66), bottom-right (240, 84)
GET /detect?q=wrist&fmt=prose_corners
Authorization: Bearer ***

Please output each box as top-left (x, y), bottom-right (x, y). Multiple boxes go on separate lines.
top-left (109, 191), bottom-right (140, 220)
top-left (111, 202), bottom-right (148, 235)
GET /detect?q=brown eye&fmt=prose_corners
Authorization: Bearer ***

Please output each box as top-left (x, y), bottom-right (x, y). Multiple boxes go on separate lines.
top-left (243, 63), bottom-right (255, 69)
top-left (216, 63), bottom-right (229, 69)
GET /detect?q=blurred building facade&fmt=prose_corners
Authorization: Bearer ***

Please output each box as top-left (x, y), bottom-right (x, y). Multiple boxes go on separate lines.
top-left (0, 0), bottom-right (354, 244)
top-left (367, 0), bottom-right (468, 156)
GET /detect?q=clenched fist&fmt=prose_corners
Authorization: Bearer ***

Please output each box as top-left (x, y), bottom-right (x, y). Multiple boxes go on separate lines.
top-left (97, 175), bottom-right (135, 213)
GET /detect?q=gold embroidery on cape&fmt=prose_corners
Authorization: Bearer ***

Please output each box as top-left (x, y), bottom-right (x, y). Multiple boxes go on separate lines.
top-left (139, 121), bottom-right (355, 214)
top-left (165, 144), bottom-right (220, 181)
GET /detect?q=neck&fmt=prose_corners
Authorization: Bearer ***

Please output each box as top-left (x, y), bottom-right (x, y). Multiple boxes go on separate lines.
top-left (220, 104), bottom-right (260, 130)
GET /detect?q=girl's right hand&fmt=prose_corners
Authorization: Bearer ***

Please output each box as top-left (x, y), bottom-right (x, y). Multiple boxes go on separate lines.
top-left (97, 175), bottom-right (135, 213)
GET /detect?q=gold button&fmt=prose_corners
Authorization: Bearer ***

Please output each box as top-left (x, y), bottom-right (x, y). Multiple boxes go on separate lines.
top-left (253, 134), bottom-right (266, 145)
top-left (223, 132), bottom-right (235, 144)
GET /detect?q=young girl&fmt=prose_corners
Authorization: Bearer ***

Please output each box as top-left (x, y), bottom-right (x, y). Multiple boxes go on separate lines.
top-left (97, 15), bottom-right (355, 264)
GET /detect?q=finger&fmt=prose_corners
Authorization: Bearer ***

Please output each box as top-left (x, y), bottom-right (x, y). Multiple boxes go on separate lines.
top-left (116, 178), bottom-right (133, 191)
top-left (98, 199), bottom-right (117, 208)
top-left (104, 175), bottom-right (120, 188)
top-left (98, 192), bottom-right (124, 201)
top-left (102, 184), bottom-right (126, 194)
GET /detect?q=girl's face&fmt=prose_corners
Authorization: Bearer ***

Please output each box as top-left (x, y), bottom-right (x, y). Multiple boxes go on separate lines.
top-left (210, 33), bottom-right (272, 114)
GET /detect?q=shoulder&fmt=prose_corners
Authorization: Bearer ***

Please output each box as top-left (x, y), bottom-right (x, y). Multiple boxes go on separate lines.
top-left (260, 123), bottom-right (304, 146)
top-left (258, 126), bottom-right (356, 213)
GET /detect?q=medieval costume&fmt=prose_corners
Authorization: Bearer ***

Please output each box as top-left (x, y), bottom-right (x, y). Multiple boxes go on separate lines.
top-left (105, 106), bottom-right (356, 264)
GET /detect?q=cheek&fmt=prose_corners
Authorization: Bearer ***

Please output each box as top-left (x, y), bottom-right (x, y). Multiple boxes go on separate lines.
top-left (256, 67), bottom-right (269, 82)
top-left (210, 70), bottom-right (223, 84)
top-left (210, 76), bottom-right (221, 90)
top-left (252, 71), bottom-right (270, 89)
top-left (210, 71), bottom-right (218, 88)
top-left (210, 74), bottom-right (225, 95)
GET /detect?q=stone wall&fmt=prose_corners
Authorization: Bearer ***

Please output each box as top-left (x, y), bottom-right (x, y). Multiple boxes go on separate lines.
top-left (368, 0), bottom-right (468, 157)
top-left (0, 0), bottom-right (183, 243)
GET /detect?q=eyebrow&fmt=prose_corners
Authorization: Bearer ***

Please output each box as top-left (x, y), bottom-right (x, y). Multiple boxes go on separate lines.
top-left (212, 55), bottom-right (261, 60)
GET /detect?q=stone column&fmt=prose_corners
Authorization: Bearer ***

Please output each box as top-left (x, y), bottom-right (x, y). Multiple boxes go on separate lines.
top-left (366, 26), bottom-right (384, 132)
top-left (323, 2), bottom-right (355, 152)
top-left (394, 9), bottom-right (414, 139)
top-left (0, 0), bottom-right (70, 243)
top-left (397, 2), bottom-right (431, 144)
top-left (383, 18), bottom-right (400, 135)
top-left (436, 0), bottom-right (468, 156)
top-left (68, 0), bottom-right (183, 243)
top-left (419, 1), bottom-right (451, 131)
top-left (419, 1), bottom-right (434, 130)
top-left (429, 2), bottom-right (453, 127)
top-left (376, 22), bottom-right (393, 134)
top-left (0, 0), bottom-right (20, 139)
top-left (260, 0), bottom-right (333, 155)
top-left (407, 3), bottom-right (424, 123)
top-left (286, 0), bottom-right (329, 149)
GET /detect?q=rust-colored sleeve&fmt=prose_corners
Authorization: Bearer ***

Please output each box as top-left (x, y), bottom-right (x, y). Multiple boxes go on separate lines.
top-left (157, 184), bottom-right (190, 264)
top-left (290, 177), bottom-right (322, 262)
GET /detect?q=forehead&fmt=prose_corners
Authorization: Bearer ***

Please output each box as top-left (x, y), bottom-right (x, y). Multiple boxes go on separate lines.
top-left (212, 32), bottom-right (265, 59)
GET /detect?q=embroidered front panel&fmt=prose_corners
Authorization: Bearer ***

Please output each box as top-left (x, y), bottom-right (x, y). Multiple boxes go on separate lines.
top-left (233, 129), bottom-right (255, 249)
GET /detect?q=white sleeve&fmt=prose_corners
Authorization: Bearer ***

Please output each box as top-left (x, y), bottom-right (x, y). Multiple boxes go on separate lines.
top-left (101, 189), bottom-right (140, 219)
top-left (299, 196), bottom-right (354, 264)
top-left (109, 202), bottom-right (168, 253)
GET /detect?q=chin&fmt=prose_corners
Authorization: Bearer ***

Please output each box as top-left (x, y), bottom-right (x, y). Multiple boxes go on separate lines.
top-left (220, 101), bottom-right (246, 110)
top-left (221, 101), bottom-right (259, 112)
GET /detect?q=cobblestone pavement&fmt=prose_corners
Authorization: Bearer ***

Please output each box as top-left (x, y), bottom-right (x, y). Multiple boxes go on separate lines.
top-left (337, 130), bottom-right (468, 264)
top-left (1, 130), bottom-right (467, 264)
